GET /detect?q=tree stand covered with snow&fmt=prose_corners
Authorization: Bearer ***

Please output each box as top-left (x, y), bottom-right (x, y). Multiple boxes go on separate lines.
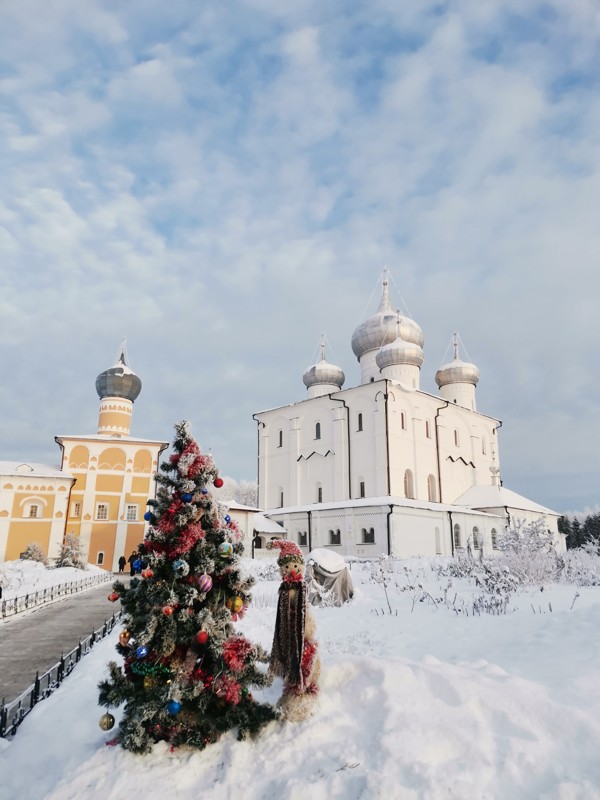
top-left (267, 540), bottom-right (320, 722)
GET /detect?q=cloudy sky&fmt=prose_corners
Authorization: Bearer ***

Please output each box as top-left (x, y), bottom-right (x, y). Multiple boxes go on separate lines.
top-left (1, 0), bottom-right (599, 514)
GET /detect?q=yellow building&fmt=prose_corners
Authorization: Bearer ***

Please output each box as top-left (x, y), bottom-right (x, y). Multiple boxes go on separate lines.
top-left (0, 462), bottom-right (74, 561)
top-left (55, 347), bottom-right (168, 570)
top-left (0, 346), bottom-right (168, 570)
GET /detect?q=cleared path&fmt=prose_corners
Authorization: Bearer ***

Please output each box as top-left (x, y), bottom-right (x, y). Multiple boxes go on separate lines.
top-left (0, 580), bottom-right (127, 704)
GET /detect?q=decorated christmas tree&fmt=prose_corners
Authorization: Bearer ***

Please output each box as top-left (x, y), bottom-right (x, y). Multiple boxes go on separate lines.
top-left (98, 421), bottom-right (276, 753)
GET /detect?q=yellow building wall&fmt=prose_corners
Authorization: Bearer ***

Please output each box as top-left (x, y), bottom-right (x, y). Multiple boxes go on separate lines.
top-left (5, 521), bottom-right (53, 561)
top-left (95, 474), bottom-right (125, 493)
top-left (89, 523), bottom-right (117, 568)
top-left (131, 476), bottom-right (152, 494)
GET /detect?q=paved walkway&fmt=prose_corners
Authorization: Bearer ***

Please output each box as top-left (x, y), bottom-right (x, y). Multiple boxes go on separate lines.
top-left (0, 579), bottom-right (128, 704)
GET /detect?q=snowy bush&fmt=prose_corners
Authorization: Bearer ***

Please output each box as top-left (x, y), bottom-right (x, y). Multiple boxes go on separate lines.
top-left (560, 543), bottom-right (600, 586)
top-left (20, 542), bottom-right (48, 564)
top-left (494, 517), bottom-right (560, 586)
top-left (55, 533), bottom-right (86, 570)
top-left (240, 558), bottom-right (280, 582)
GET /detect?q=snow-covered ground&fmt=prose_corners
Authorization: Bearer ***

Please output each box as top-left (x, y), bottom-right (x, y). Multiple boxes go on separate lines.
top-left (2, 558), bottom-right (600, 800)
top-left (0, 560), bottom-right (107, 601)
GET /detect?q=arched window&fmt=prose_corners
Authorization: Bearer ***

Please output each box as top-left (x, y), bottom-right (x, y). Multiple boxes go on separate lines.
top-left (482, 438), bottom-right (486, 455)
top-left (96, 552), bottom-right (104, 565)
top-left (425, 420), bottom-right (431, 438)
top-left (491, 528), bottom-right (498, 550)
top-left (317, 485), bottom-right (323, 503)
top-left (29, 504), bottom-right (39, 519)
top-left (278, 430), bottom-right (283, 447)
top-left (434, 527), bottom-right (441, 555)
top-left (278, 489), bottom-right (284, 507)
top-left (359, 480), bottom-right (365, 498)
top-left (472, 526), bottom-right (480, 550)
top-left (404, 469), bottom-right (415, 499)
top-left (329, 529), bottom-right (341, 545)
top-left (253, 536), bottom-right (263, 549)
top-left (454, 429), bottom-right (460, 446)
top-left (427, 474), bottom-right (438, 502)
top-left (315, 422), bottom-right (321, 440)
top-left (298, 531), bottom-right (307, 546)
top-left (362, 527), bottom-right (375, 544)
top-left (453, 523), bottom-right (461, 549)
top-left (357, 413), bottom-right (363, 432)
top-left (401, 412), bottom-right (407, 430)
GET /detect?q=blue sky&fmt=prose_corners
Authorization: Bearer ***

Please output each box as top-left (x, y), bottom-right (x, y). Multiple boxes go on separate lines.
top-left (1, 0), bottom-right (599, 513)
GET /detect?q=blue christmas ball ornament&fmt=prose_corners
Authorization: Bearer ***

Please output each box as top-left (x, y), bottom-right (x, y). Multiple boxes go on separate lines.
top-left (224, 514), bottom-right (231, 523)
top-left (172, 558), bottom-right (190, 577)
top-left (136, 645), bottom-right (148, 660)
top-left (167, 700), bottom-right (181, 715)
top-left (181, 493), bottom-right (193, 503)
top-left (144, 511), bottom-right (153, 522)
top-left (201, 488), bottom-right (208, 495)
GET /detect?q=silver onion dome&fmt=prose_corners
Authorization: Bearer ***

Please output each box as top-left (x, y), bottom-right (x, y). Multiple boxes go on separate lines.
top-left (303, 337), bottom-right (345, 389)
top-left (351, 272), bottom-right (423, 360)
top-left (435, 334), bottom-right (480, 387)
top-left (376, 330), bottom-right (424, 370)
top-left (96, 344), bottom-right (142, 402)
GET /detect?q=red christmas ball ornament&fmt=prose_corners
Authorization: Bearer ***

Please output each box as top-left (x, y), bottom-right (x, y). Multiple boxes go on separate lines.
top-left (214, 477), bottom-right (224, 488)
top-left (108, 592), bottom-right (120, 603)
top-left (195, 630), bottom-right (209, 645)
top-left (162, 605), bottom-right (175, 616)
top-left (141, 568), bottom-right (153, 579)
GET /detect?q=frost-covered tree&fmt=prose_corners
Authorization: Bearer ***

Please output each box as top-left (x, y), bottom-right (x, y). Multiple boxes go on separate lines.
top-left (496, 517), bottom-right (558, 585)
top-left (55, 533), bottom-right (86, 570)
top-left (20, 542), bottom-right (47, 564)
top-left (98, 421), bottom-right (276, 753)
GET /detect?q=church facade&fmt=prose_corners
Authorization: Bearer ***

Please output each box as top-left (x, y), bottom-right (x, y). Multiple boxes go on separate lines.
top-left (254, 272), bottom-right (563, 558)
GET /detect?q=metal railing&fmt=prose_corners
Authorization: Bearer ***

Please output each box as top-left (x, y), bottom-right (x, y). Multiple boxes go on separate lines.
top-left (1, 572), bottom-right (114, 620)
top-left (0, 611), bottom-right (122, 739)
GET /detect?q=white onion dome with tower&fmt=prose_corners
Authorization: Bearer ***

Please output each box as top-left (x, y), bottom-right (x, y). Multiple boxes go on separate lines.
top-left (95, 342), bottom-right (142, 436)
top-left (303, 336), bottom-right (345, 398)
top-left (435, 333), bottom-right (480, 411)
top-left (376, 312), bottom-right (424, 390)
top-left (351, 269), bottom-right (423, 384)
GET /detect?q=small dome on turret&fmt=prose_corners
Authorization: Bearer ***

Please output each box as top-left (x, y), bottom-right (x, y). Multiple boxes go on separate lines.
top-left (351, 271), bottom-right (423, 361)
top-left (96, 343), bottom-right (142, 402)
top-left (435, 334), bottom-right (480, 388)
top-left (303, 337), bottom-right (345, 391)
top-left (376, 316), bottom-right (424, 371)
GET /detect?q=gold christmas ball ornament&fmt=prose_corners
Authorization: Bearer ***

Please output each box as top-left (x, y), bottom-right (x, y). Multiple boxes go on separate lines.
top-left (99, 712), bottom-right (115, 731)
top-left (226, 596), bottom-right (244, 613)
top-left (119, 630), bottom-right (131, 647)
top-left (143, 675), bottom-right (157, 690)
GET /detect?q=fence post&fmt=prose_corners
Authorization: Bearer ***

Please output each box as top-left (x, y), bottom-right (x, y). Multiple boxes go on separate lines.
top-left (76, 642), bottom-right (82, 662)
top-left (32, 673), bottom-right (40, 708)
top-left (0, 698), bottom-right (6, 739)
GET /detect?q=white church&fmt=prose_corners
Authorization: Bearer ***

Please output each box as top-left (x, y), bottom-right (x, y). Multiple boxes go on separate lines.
top-left (253, 271), bottom-right (564, 559)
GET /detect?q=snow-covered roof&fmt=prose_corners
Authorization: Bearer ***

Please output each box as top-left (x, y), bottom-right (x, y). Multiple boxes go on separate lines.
top-left (252, 513), bottom-right (287, 534)
top-left (55, 434), bottom-right (168, 446)
top-left (0, 461), bottom-right (73, 480)
top-left (454, 485), bottom-right (558, 516)
top-left (226, 502), bottom-right (261, 512)
top-left (264, 496), bottom-right (504, 519)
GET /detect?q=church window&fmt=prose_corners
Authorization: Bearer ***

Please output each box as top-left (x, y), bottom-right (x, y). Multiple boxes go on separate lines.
top-left (491, 528), bottom-right (498, 549)
top-left (315, 422), bottom-right (321, 440)
top-left (482, 438), bottom-right (486, 454)
top-left (71, 502), bottom-right (81, 517)
top-left (427, 474), bottom-right (438, 502)
top-left (298, 531), bottom-right (307, 546)
top-left (404, 469), bottom-right (415, 499)
top-left (357, 413), bottom-right (363, 432)
top-left (279, 490), bottom-right (284, 508)
top-left (362, 527), bottom-right (375, 544)
top-left (329, 529), bottom-right (341, 545)
top-left (401, 412), bottom-right (407, 430)
top-left (96, 551), bottom-right (104, 566)
top-left (126, 504), bottom-right (138, 521)
top-left (96, 503), bottom-right (109, 520)
top-left (278, 430), bottom-right (283, 448)
top-left (359, 481), bottom-right (365, 498)
top-left (425, 420), bottom-right (431, 438)
top-left (29, 504), bottom-right (39, 519)
top-left (454, 429), bottom-right (460, 446)
top-left (317, 486), bottom-right (323, 503)
top-left (435, 527), bottom-right (442, 555)
top-left (453, 524), bottom-right (461, 549)
top-left (472, 527), bottom-right (480, 550)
